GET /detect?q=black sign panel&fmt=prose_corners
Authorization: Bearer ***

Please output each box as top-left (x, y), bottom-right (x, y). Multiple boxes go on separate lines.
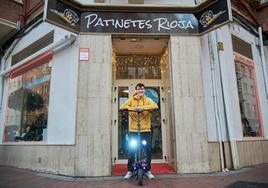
top-left (195, 0), bottom-right (230, 33)
top-left (46, 0), bottom-right (80, 33)
top-left (45, 0), bottom-right (230, 35)
top-left (80, 12), bottom-right (198, 34)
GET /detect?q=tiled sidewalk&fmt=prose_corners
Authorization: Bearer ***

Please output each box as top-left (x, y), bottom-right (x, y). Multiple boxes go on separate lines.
top-left (0, 164), bottom-right (268, 188)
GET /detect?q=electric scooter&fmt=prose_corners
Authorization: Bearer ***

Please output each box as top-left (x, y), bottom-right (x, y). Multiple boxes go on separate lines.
top-left (123, 108), bottom-right (155, 186)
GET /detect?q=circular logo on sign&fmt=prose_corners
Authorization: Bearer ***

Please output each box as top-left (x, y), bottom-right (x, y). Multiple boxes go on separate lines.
top-left (199, 10), bottom-right (226, 28)
top-left (63, 9), bottom-right (79, 26)
top-left (199, 11), bottom-right (214, 28)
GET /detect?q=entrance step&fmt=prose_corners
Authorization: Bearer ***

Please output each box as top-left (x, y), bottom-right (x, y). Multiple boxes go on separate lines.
top-left (112, 163), bottom-right (176, 176)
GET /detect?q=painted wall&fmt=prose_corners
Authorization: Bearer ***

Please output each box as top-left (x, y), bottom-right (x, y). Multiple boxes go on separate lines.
top-left (200, 23), bottom-right (268, 142)
top-left (47, 35), bottom-right (78, 144)
top-left (231, 23), bottom-right (268, 140)
top-left (201, 30), bottom-right (227, 142)
top-left (0, 22), bottom-right (79, 144)
top-left (200, 26), bottom-right (241, 142)
top-left (0, 23), bottom-right (113, 176)
top-left (0, 22), bottom-right (78, 175)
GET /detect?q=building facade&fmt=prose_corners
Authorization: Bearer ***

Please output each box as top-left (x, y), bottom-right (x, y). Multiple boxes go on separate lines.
top-left (0, 0), bottom-right (267, 176)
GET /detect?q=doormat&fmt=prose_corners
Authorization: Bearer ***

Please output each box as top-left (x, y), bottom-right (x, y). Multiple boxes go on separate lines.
top-left (112, 163), bottom-right (176, 176)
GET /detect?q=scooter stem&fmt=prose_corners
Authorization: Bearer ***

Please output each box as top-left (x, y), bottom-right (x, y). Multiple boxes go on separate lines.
top-left (137, 111), bottom-right (141, 163)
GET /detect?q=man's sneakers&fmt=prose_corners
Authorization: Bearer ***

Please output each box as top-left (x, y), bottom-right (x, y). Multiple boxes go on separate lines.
top-left (146, 171), bottom-right (155, 179)
top-left (124, 171), bottom-right (132, 179)
top-left (124, 171), bottom-right (155, 180)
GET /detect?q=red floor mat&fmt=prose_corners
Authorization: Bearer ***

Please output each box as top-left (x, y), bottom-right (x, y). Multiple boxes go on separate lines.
top-left (112, 163), bottom-right (176, 176)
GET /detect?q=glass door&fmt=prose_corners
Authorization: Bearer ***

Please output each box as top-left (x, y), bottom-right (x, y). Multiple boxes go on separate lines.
top-left (117, 86), bottom-right (129, 159)
top-left (113, 80), bottom-right (166, 164)
top-left (146, 86), bottom-right (162, 159)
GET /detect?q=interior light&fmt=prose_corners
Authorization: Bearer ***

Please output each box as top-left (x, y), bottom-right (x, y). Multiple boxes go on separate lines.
top-left (123, 90), bottom-right (129, 93)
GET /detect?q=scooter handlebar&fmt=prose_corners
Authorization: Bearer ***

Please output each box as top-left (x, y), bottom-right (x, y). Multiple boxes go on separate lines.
top-left (120, 108), bottom-right (158, 113)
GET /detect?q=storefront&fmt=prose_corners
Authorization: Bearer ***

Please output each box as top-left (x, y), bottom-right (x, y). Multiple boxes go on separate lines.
top-left (0, 0), bottom-right (267, 176)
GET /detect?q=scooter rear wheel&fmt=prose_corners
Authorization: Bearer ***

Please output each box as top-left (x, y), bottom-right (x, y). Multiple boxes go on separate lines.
top-left (137, 169), bottom-right (143, 185)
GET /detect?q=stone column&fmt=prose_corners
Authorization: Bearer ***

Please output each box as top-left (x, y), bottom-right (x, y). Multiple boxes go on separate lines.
top-left (170, 36), bottom-right (210, 173)
top-left (75, 34), bottom-right (112, 176)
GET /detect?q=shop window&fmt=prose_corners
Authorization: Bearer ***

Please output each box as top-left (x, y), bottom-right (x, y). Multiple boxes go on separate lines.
top-left (234, 53), bottom-right (262, 137)
top-left (4, 52), bottom-right (52, 142)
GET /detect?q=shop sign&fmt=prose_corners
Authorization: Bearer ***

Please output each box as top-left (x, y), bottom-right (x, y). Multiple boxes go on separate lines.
top-left (44, 0), bottom-right (231, 35)
top-left (45, 0), bottom-right (81, 32)
top-left (195, 0), bottom-right (230, 34)
top-left (81, 12), bottom-right (198, 34)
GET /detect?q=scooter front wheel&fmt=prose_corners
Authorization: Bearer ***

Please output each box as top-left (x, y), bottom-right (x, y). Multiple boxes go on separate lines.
top-left (137, 169), bottom-right (143, 186)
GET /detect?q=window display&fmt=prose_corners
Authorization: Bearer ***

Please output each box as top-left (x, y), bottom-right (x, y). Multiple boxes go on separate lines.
top-left (4, 60), bottom-right (51, 142)
top-left (234, 53), bottom-right (262, 137)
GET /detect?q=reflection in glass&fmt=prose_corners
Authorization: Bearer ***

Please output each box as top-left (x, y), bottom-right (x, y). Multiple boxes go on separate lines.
top-left (235, 56), bottom-right (262, 137)
top-left (118, 87), bottom-right (129, 159)
top-left (5, 62), bottom-right (51, 142)
top-left (145, 87), bottom-right (162, 159)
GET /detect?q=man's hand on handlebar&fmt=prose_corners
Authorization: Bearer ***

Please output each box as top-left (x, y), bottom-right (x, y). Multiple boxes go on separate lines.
top-left (134, 107), bottom-right (142, 112)
top-left (120, 108), bottom-right (158, 112)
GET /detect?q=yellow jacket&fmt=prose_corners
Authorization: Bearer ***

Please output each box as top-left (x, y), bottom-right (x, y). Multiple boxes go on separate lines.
top-left (121, 94), bottom-right (158, 132)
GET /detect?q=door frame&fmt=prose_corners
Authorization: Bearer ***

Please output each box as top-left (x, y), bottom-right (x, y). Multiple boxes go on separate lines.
top-left (112, 79), bottom-right (167, 164)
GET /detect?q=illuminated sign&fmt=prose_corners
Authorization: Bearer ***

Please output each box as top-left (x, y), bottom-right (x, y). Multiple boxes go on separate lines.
top-left (45, 0), bottom-right (231, 35)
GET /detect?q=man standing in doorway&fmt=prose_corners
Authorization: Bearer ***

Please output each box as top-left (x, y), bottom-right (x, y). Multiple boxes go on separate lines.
top-left (121, 83), bottom-right (158, 179)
